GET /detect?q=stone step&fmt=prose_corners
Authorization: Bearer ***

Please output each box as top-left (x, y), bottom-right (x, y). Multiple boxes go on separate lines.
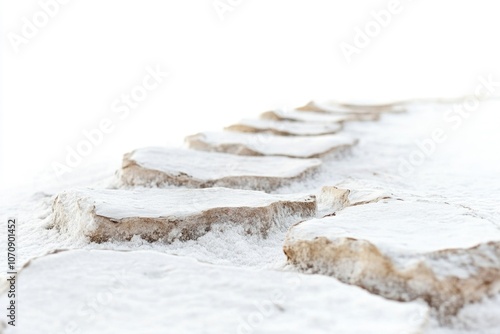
top-left (51, 187), bottom-right (316, 243)
top-left (6, 249), bottom-right (429, 333)
top-left (283, 200), bottom-right (500, 319)
top-left (225, 118), bottom-right (343, 136)
top-left (318, 182), bottom-right (393, 212)
top-left (120, 147), bottom-right (321, 191)
top-left (296, 100), bottom-right (406, 114)
top-left (185, 131), bottom-right (358, 159)
top-left (261, 109), bottom-right (380, 122)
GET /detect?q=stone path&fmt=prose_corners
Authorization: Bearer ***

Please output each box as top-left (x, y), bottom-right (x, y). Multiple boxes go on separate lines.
top-left (3, 99), bottom-right (500, 333)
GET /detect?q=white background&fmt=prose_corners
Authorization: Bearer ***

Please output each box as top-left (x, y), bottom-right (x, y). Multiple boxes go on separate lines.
top-left (1, 0), bottom-right (499, 190)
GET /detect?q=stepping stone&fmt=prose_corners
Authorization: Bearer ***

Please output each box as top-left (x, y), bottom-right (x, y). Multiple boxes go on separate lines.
top-left (261, 109), bottom-right (350, 123)
top-left (296, 100), bottom-right (405, 114)
top-left (262, 109), bottom-right (380, 123)
top-left (52, 187), bottom-right (316, 242)
top-left (318, 182), bottom-right (392, 212)
top-left (5, 249), bottom-right (429, 333)
top-left (186, 131), bottom-right (358, 159)
top-left (225, 118), bottom-right (343, 136)
top-left (283, 200), bottom-right (500, 318)
top-left (120, 147), bottom-right (321, 191)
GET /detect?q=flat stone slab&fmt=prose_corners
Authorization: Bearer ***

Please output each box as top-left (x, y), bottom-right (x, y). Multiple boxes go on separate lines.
top-left (1, 249), bottom-right (429, 333)
top-left (318, 182), bottom-right (392, 212)
top-left (261, 109), bottom-right (352, 123)
top-left (120, 147), bottom-right (321, 191)
top-left (225, 118), bottom-right (343, 136)
top-left (186, 131), bottom-right (358, 159)
top-left (262, 108), bottom-right (380, 122)
top-left (52, 187), bottom-right (316, 242)
top-left (284, 200), bottom-right (500, 318)
top-left (296, 100), bottom-right (405, 114)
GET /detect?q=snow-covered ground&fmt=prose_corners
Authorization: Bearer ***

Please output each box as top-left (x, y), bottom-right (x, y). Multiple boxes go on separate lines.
top-left (0, 249), bottom-right (429, 334)
top-left (1, 99), bottom-right (499, 333)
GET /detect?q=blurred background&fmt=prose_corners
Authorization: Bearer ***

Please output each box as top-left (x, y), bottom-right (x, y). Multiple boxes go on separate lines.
top-left (1, 0), bottom-right (499, 189)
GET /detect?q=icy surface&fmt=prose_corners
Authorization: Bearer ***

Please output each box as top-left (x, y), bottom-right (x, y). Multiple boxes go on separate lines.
top-left (186, 131), bottom-right (358, 158)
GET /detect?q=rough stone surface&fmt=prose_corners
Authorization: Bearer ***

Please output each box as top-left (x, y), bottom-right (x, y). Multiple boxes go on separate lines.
top-left (296, 100), bottom-right (406, 114)
top-left (225, 118), bottom-right (343, 136)
top-left (120, 147), bottom-right (321, 191)
top-left (52, 187), bottom-right (316, 242)
top-left (318, 182), bottom-right (392, 212)
top-left (185, 131), bottom-right (358, 159)
top-left (262, 109), bottom-right (380, 122)
top-left (284, 200), bottom-right (500, 318)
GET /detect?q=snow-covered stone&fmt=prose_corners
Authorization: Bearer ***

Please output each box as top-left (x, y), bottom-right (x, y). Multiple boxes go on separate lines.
top-left (120, 147), bottom-right (321, 191)
top-left (318, 181), bottom-right (392, 212)
top-left (296, 100), bottom-right (405, 114)
top-left (262, 109), bottom-right (380, 122)
top-left (431, 294), bottom-right (500, 333)
top-left (0, 249), bottom-right (430, 334)
top-left (283, 200), bottom-right (500, 317)
top-left (186, 131), bottom-right (358, 159)
top-left (51, 187), bottom-right (316, 242)
top-left (225, 118), bottom-right (343, 136)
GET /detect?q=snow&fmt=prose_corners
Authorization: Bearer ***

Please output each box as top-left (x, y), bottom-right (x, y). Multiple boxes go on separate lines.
top-left (186, 131), bottom-right (358, 158)
top-left (0, 249), bottom-right (429, 334)
top-left (1, 99), bottom-right (500, 333)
